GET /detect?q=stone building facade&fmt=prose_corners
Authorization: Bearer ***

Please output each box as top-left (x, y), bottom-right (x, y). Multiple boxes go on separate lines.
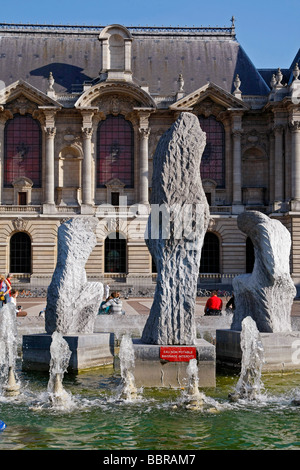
top-left (0, 21), bottom-right (299, 288)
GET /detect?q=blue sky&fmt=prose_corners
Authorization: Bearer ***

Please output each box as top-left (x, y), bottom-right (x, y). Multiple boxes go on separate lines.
top-left (0, 0), bottom-right (299, 69)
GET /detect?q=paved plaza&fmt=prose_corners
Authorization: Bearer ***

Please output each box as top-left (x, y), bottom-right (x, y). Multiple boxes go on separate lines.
top-left (16, 295), bottom-right (300, 319)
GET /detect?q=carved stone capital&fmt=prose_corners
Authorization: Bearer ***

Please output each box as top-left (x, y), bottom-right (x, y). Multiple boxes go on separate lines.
top-left (289, 121), bottom-right (300, 132)
top-left (273, 124), bottom-right (284, 134)
top-left (139, 127), bottom-right (150, 139)
top-left (81, 127), bottom-right (93, 138)
top-left (44, 126), bottom-right (56, 137)
top-left (232, 129), bottom-right (243, 137)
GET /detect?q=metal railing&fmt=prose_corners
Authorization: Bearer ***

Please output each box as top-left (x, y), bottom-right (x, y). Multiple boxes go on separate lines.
top-left (0, 23), bottom-right (235, 37)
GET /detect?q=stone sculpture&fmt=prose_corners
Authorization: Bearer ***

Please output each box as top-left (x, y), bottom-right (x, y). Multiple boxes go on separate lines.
top-left (141, 112), bottom-right (210, 345)
top-left (231, 211), bottom-right (296, 333)
top-left (45, 217), bottom-right (103, 335)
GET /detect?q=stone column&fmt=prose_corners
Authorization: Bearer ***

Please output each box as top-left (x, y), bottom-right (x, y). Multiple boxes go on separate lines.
top-left (273, 124), bottom-right (284, 209)
top-left (290, 121), bottom-right (300, 210)
top-left (268, 130), bottom-right (275, 205)
top-left (82, 127), bottom-right (93, 208)
top-left (232, 129), bottom-right (244, 213)
top-left (40, 106), bottom-right (59, 214)
top-left (139, 127), bottom-right (150, 205)
top-left (135, 109), bottom-right (152, 206)
top-left (124, 39), bottom-right (132, 72)
top-left (80, 108), bottom-right (98, 214)
top-left (0, 117), bottom-right (5, 205)
top-left (43, 126), bottom-right (56, 211)
top-left (223, 122), bottom-right (232, 204)
top-left (231, 112), bottom-right (244, 213)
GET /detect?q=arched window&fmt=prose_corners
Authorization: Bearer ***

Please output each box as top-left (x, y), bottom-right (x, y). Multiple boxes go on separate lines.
top-left (198, 115), bottom-right (225, 188)
top-left (200, 232), bottom-right (220, 273)
top-left (4, 114), bottom-right (42, 187)
top-left (10, 232), bottom-right (31, 273)
top-left (246, 237), bottom-right (255, 273)
top-left (97, 115), bottom-right (134, 188)
top-left (104, 232), bottom-right (127, 273)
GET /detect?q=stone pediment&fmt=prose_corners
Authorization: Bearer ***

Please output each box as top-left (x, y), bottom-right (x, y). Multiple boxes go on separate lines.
top-left (170, 82), bottom-right (249, 112)
top-left (105, 178), bottom-right (126, 189)
top-left (12, 177), bottom-right (34, 188)
top-left (0, 79), bottom-right (61, 109)
top-left (75, 80), bottom-right (156, 110)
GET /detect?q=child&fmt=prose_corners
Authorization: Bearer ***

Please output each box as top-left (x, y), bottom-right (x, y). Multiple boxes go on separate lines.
top-left (101, 291), bottom-right (125, 315)
top-left (10, 289), bottom-right (27, 316)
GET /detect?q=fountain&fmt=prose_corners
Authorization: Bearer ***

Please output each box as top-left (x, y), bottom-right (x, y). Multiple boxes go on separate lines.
top-left (216, 211), bottom-right (300, 372)
top-left (47, 331), bottom-right (73, 407)
top-left (1, 114), bottom-right (299, 450)
top-left (229, 316), bottom-right (264, 401)
top-left (184, 359), bottom-right (206, 410)
top-left (133, 112), bottom-right (215, 388)
top-left (118, 335), bottom-right (140, 401)
top-left (22, 217), bottom-right (114, 372)
top-left (0, 303), bottom-right (20, 396)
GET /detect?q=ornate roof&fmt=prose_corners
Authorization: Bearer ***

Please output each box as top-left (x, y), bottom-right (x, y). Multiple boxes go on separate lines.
top-left (0, 22), bottom-right (270, 101)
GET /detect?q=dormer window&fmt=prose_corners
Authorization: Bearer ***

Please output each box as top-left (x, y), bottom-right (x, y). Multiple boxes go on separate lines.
top-left (99, 25), bottom-right (133, 81)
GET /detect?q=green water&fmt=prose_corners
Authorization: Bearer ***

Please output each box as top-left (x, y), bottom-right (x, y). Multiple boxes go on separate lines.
top-left (1, 366), bottom-right (300, 451)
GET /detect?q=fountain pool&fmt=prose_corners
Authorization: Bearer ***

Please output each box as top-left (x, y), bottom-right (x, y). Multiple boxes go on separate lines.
top-left (1, 362), bottom-right (300, 451)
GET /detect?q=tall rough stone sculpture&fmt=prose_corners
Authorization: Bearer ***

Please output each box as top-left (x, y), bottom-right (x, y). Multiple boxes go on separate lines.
top-left (231, 211), bottom-right (296, 333)
top-left (141, 112), bottom-right (210, 345)
top-left (45, 217), bottom-right (103, 335)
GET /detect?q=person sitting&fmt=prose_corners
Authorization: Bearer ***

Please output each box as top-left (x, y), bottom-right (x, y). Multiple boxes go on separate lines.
top-left (204, 290), bottom-right (223, 316)
top-left (101, 291), bottom-right (125, 315)
top-left (98, 298), bottom-right (112, 315)
top-left (226, 293), bottom-right (235, 311)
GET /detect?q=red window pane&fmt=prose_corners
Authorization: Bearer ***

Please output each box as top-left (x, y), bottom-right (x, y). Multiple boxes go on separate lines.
top-left (198, 116), bottom-right (225, 188)
top-left (97, 115), bottom-right (134, 188)
top-left (4, 114), bottom-right (42, 187)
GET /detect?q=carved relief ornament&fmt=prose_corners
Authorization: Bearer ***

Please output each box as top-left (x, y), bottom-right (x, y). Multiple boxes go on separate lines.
top-left (92, 94), bottom-right (139, 120)
top-left (6, 96), bottom-right (38, 116)
top-left (194, 99), bottom-right (225, 119)
top-left (12, 217), bottom-right (28, 231)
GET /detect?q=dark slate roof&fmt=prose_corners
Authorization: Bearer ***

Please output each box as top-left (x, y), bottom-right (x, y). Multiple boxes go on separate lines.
top-left (0, 23), bottom-right (270, 98)
top-left (258, 48), bottom-right (300, 87)
top-left (258, 68), bottom-right (289, 87)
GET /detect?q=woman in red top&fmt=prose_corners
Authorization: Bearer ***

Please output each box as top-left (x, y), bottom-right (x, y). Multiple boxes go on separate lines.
top-left (204, 290), bottom-right (223, 316)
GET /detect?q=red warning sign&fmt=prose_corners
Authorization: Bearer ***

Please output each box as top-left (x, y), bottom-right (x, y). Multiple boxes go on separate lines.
top-left (160, 346), bottom-right (197, 362)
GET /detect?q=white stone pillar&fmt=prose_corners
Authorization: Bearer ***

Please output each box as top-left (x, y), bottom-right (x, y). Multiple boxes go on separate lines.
top-left (82, 126), bottom-right (93, 207)
top-left (290, 121), bottom-right (300, 209)
top-left (269, 130), bottom-right (275, 205)
top-left (0, 118), bottom-right (5, 205)
top-left (273, 124), bottom-right (284, 208)
top-left (40, 106), bottom-right (59, 213)
top-left (232, 130), bottom-right (242, 203)
top-left (124, 39), bottom-right (132, 72)
top-left (44, 126), bottom-right (56, 209)
top-left (231, 112), bottom-right (244, 213)
top-left (80, 108), bottom-right (97, 214)
top-left (139, 127), bottom-right (150, 205)
top-left (232, 129), bottom-right (243, 212)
